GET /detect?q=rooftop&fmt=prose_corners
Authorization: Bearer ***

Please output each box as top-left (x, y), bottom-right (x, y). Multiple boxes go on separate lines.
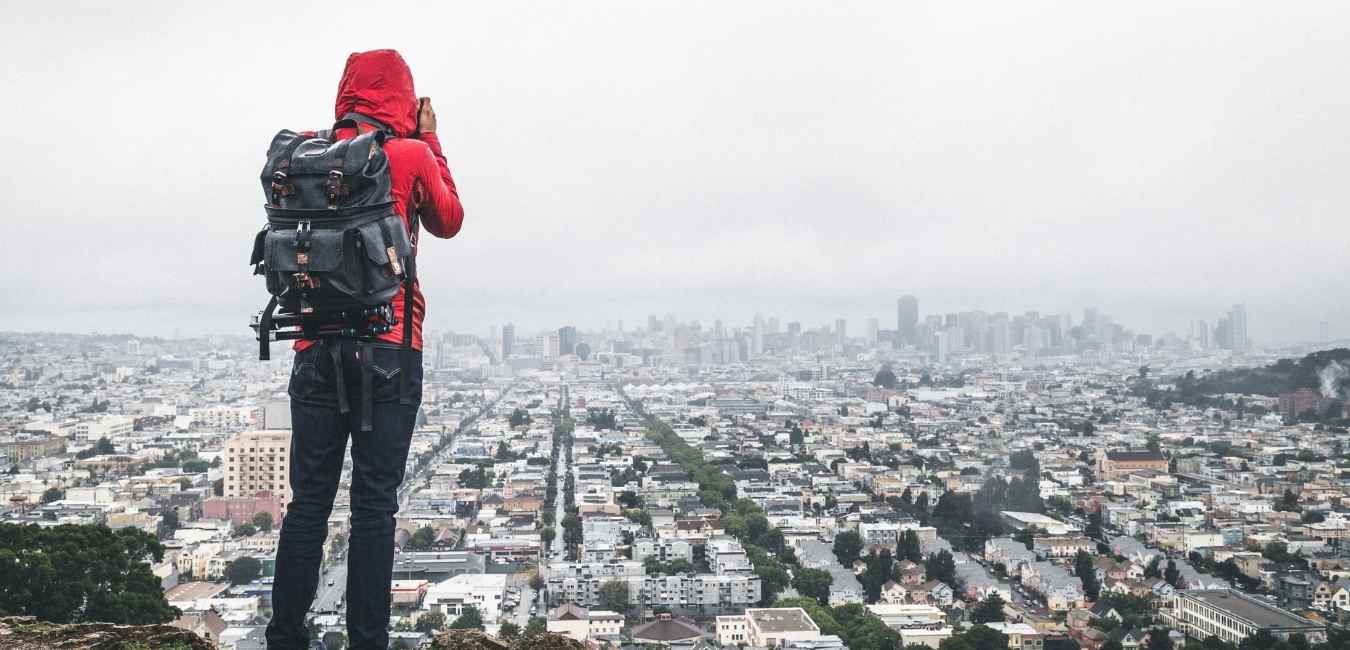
top-left (1180, 590), bottom-right (1322, 630)
top-left (748, 607), bottom-right (820, 633)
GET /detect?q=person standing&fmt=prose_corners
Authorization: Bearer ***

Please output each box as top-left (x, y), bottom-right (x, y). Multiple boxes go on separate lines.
top-left (266, 49), bottom-right (464, 650)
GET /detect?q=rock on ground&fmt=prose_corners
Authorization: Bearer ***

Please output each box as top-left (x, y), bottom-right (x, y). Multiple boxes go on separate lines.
top-left (0, 615), bottom-right (213, 650)
top-left (430, 629), bottom-right (586, 650)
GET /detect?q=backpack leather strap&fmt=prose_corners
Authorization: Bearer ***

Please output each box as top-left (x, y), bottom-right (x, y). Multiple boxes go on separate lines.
top-left (399, 184), bottom-right (423, 405)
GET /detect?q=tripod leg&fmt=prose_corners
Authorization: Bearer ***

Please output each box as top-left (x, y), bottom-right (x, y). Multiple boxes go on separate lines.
top-left (258, 296), bottom-right (279, 361)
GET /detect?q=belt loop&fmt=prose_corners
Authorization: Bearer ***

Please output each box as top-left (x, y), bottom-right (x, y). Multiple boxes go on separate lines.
top-left (360, 342), bottom-right (374, 432)
top-left (329, 342), bottom-right (349, 415)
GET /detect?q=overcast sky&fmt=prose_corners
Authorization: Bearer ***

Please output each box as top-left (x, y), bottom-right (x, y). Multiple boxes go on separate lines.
top-left (1, 1), bottom-right (1347, 344)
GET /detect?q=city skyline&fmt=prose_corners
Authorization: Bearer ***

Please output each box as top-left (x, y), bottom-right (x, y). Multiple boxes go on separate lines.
top-left (2, 2), bottom-right (1348, 344)
top-left (6, 296), bottom-right (1344, 352)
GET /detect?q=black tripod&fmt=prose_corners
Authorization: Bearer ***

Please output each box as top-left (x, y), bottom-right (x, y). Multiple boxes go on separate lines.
top-left (252, 297), bottom-right (396, 360)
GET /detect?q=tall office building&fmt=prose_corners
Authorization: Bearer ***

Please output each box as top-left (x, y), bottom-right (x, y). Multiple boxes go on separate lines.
top-left (896, 296), bottom-right (918, 347)
top-left (787, 321), bottom-right (801, 354)
top-left (558, 325), bottom-right (578, 356)
top-left (502, 322), bottom-right (515, 358)
top-left (934, 330), bottom-right (950, 364)
top-left (1229, 304), bottom-right (1249, 352)
top-left (834, 318), bottom-right (848, 349)
top-left (223, 430), bottom-right (292, 510)
top-left (752, 314), bottom-right (765, 357)
top-left (1190, 320), bottom-right (1210, 350)
top-left (865, 318), bottom-right (879, 345)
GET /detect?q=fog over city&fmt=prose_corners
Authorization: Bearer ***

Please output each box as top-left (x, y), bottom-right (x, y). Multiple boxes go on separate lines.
top-left (2, 1), bottom-right (1348, 341)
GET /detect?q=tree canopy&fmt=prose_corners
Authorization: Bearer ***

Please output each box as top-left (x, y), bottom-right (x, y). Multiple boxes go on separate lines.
top-left (792, 567), bottom-right (833, 606)
top-left (225, 556), bottom-right (261, 585)
top-left (0, 523), bottom-right (180, 624)
top-left (449, 605), bottom-right (484, 630)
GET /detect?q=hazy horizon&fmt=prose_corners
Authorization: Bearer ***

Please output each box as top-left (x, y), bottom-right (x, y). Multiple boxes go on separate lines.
top-left (2, 1), bottom-right (1347, 344)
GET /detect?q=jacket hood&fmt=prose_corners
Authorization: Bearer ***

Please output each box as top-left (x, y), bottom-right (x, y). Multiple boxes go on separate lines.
top-left (334, 49), bottom-right (418, 137)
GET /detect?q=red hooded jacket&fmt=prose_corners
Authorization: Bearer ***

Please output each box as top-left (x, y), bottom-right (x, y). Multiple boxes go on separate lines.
top-left (293, 50), bottom-right (463, 353)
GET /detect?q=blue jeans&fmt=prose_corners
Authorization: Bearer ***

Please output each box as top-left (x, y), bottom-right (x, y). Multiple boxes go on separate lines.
top-left (266, 340), bottom-right (422, 650)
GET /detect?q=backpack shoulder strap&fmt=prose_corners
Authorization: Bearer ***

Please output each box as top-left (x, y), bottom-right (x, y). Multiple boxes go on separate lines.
top-left (398, 183), bottom-right (423, 405)
top-left (339, 112), bottom-right (396, 137)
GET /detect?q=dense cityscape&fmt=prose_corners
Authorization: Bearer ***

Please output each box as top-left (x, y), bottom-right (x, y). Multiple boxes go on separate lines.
top-left (3, 296), bottom-right (1350, 650)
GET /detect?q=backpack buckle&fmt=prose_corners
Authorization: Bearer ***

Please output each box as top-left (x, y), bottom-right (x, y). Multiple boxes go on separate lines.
top-left (326, 170), bottom-right (346, 209)
top-left (270, 171), bottom-right (292, 204)
top-left (292, 272), bottom-right (319, 289)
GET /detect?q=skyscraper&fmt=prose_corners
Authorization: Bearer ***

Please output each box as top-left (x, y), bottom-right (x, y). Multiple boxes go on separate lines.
top-left (1190, 320), bottom-right (1209, 350)
top-left (1229, 304), bottom-right (1249, 352)
top-left (502, 322), bottom-right (515, 358)
top-left (896, 296), bottom-right (918, 347)
top-left (558, 325), bottom-right (578, 356)
top-left (835, 318), bottom-right (847, 349)
top-left (865, 318), bottom-right (879, 345)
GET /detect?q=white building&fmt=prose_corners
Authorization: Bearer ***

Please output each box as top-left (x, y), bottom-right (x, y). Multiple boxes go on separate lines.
top-left (73, 415), bottom-right (134, 443)
top-left (424, 573), bottom-right (508, 621)
top-left (717, 608), bottom-right (821, 648)
top-left (1163, 589), bottom-right (1325, 645)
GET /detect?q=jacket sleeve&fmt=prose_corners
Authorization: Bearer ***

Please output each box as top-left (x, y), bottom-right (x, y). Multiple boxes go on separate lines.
top-left (414, 133), bottom-right (464, 239)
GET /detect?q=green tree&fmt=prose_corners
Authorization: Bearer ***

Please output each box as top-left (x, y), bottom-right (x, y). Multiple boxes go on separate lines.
top-left (225, 556), bottom-right (261, 585)
top-left (874, 367), bottom-right (898, 389)
top-left (1164, 560), bottom-right (1181, 587)
top-left (1143, 556), bottom-right (1163, 579)
top-left (252, 512), bottom-right (273, 533)
top-left (0, 523), bottom-right (179, 624)
top-left (40, 487), bottom-right (64, 504)
top-left (773, 597), bottom-right (843, 637)
top-left (529, 573), bottom-right (545, 591)
top-left (157, 510), bottom-right (179, 540)
top-left (458, 466), bottom-right (490, 489)
top-left (967, 625), bottom-right (1011, 650)
top-left (598, 580), bottom-right (630, 614)
top-left (833, 530), bottom-right (864, 566)
top-left (970, 592), bottom-right (1007, 624)
top-left (415, 611), bottom-right (445, 634)
top-left (898, 529), bottom-right (923, 562)
top-left (834, 602), bottom-right (902, 650)
top-left (1086, 510), bottom-right (1104, 540)
top-left (498, 622), bottom-right (521, 640)
top-left (540, 527), bottom-right (556, 544)
top-left (1147, 628), bottom-right (1175, 650)
top-left (791, 567), bottom-right (833, 606)
top-left (747, 544), bottom-right (790, 605)
top-left (925, 550), bottom-right (957, 587)
top-left (509, 408), bottom-right (531, 429)
top-left (232, 522), bottom-right (257, 538)
top-left (449, 605), bottom-right (484, 630)
top-left (1075, 550), bottom-right (1100, 600)
top-left (523, 617), bottom-right (547, 638)
top-left (409, 525), bottom-right (436, 550)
